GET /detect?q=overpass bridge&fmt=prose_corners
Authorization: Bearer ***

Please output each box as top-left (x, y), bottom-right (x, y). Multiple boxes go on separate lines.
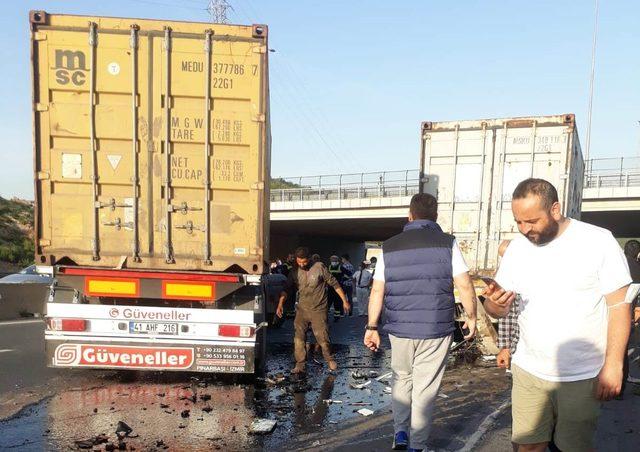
top-left (269, 158), bottom-right (640, 259)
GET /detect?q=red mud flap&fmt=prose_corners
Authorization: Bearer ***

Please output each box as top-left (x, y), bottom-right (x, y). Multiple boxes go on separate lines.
top-left (46, 341), bottom-right (255, 374)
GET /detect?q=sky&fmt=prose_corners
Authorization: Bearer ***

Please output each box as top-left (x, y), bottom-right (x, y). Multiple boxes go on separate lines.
top-left (1, 0), bottom-right (639, 199)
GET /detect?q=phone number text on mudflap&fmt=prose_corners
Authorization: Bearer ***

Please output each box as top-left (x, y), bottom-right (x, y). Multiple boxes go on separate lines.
top-left (199, 353), bottom-right (245, 359)
top-left (197, 347), bottom-right (245, 354)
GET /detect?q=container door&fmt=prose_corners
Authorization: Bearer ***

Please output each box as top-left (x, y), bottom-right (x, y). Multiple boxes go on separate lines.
top-left (489, 121), bottom-right (572, 259)
top-left (422, 124), bottom-right (495, 271)
top-left (151, 30), bottom-right (266, 272)
top-left (34, 25), bottom-right (149, 264)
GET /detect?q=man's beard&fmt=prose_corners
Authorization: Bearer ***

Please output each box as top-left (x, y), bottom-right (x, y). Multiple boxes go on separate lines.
top-left (525, 220), bottom-right (559, 245)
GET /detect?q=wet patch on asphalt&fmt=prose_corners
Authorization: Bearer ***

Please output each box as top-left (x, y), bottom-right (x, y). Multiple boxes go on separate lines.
top-left (0, 317), bottom-right (395, 450)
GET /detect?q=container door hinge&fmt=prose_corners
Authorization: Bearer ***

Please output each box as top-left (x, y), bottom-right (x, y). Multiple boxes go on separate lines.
top-left (37, 171), bottom-right (50, 180)
top-left (251, 182), bottom-right (265, 190)
top-left (252, 45), bottom-right (267, 54)
top-left (252, 114), bottom-right (266, 123)
top-left (35, 103), bottom-right (48, 112)
top-left (39, 239), bottom-right (51, 247)
top-left (33, 32), bottom-right (47, 41)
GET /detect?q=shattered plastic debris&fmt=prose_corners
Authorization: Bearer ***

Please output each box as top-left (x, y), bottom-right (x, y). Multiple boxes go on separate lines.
top-left (202, 406), bottom-right (213, 413)
top-left (383, 386), bottom-right (392, 394)
top-left (351, 370), bottom-right (367, 379)
top-left (375, 372), bottom-right (392, 382)
top-left (115, 421), bottom-right (133, 438)
top-left (249, 418), bottom-right (277, 434)
top-left (437, 393), bottom-right (449, 399)
top-left (350, 380), bottom-right (372, 390)
top-left (357, 408), bottom-right (374, 416)
top-left (481, 355), bottom-right (497, 361)
top-left (322, 399), bottom-right (343, 405)
top-left (450, 341), bottom-right (470, 352)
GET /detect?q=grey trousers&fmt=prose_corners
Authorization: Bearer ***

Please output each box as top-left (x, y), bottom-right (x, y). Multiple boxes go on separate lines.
top-left (355, 287), bottom-right (370, 316)
top-left (389, 333), bottom-right (453, 450)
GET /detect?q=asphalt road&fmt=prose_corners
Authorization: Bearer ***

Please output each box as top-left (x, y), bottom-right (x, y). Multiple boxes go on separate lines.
top-left (0, 316), bottom-right (510, 451)
top-left (0, 320), bottom-right (47, 394)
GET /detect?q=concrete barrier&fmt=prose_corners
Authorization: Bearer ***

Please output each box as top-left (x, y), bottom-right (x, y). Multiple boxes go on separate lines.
top-left (0, 283), bottom-right (49, 321)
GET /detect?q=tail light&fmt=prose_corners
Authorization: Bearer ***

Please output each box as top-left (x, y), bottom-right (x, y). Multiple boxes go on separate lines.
top-left (218, 324), bottom-right (254, 338)
top-left (48, 318), bottom-right (87, 332)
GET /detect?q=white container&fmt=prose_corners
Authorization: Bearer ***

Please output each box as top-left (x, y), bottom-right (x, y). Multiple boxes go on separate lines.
top-left (420, 114), bottom-right (584, 272)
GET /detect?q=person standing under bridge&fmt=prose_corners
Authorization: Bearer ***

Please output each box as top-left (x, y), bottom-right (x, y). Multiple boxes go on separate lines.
top-left (277, 247), bottom-right (350, 373)
top-left (352, 261), bottom-right (373, 316)
top-left (341, 254), bottom-right (355, 315)
top-left (328, 255), bottom-right (351, 321)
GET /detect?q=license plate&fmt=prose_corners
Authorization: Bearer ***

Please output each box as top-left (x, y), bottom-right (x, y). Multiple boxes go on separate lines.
top-left (129, 322), bottom-right (178, 335)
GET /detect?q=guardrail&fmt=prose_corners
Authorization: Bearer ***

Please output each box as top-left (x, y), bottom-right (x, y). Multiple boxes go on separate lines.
top-left (586, 157), bottom-right (640, 174)
top-left (270, 169), bottom-right (420, 202)
top-left (271, 158), bottom-right (640, 202)
top-left (584, 171), bottom-right (640, 189)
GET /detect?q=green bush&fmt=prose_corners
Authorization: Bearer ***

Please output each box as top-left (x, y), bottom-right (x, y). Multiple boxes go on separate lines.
top-left (0, 197), bottom-right (34, 267)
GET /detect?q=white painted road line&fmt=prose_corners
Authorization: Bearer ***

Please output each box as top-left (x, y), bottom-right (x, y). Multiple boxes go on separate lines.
top-left (0, 319), bottom-right (43, 326)
top-left (459, 398), bottom-right (511, 452)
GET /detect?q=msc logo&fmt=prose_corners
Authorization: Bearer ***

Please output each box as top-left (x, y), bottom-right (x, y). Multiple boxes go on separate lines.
top-left (54, 49), bottom-right (88, 86)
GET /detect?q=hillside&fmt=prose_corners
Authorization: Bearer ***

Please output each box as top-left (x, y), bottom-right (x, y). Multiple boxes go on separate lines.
top-left (270, 178), bottom-right (303, 189)
top-left (0, 197), bottom-right (34, 269)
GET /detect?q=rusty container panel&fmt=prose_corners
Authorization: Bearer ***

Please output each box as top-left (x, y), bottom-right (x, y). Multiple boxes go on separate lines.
top-left (421, 114), bottom-right (583, 272)
top-left (31, 11), bottom-right (270, 274)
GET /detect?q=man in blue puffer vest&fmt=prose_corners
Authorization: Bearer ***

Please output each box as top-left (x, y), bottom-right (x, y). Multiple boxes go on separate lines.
top-left (364, 193), bottom-right (478, 452)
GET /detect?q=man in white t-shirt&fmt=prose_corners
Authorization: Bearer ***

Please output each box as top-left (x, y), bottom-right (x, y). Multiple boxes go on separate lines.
top-left (363, 193), bottom-right (477, 451)
top-left (484, 178), bottom-right (631, 452)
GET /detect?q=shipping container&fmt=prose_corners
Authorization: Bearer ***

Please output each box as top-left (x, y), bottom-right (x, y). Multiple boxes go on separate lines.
top-left (420, 114), bottom-right (584, 273)
top-left (30, 10), bottom-right (271, 374)
top-left (31, 11), bottom-right (270, 274)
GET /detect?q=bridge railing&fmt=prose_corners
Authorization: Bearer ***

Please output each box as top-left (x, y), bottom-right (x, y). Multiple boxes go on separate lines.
top-left (584, 157), bottom-right (640, 188)
top-left (270, 169), bottom-right (421, 202)
top-left (270, 158), bottom-right (640, 202)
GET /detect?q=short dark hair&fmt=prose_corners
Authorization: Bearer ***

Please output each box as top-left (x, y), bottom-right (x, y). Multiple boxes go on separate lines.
top-left (512, 178), bottom-right (558, 209)
top-left (341, 253), bottom-right (350, 260)
top-left (624, 240), bottom-right (640, 259)
top-left (409, 193), bottom-right (438, 221)
top-left (370, 256), bottom-right (377, 262)
top-left (294, 247), bottom-right (310, 259)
